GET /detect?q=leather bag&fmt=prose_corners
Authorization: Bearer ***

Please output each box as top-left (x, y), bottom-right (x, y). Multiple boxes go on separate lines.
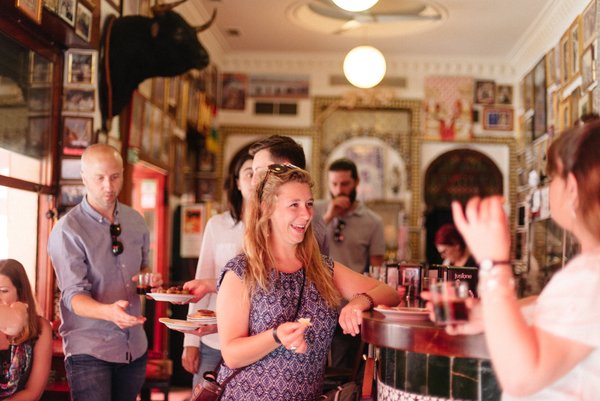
top-left (190, 371), bottom-right (226, 401)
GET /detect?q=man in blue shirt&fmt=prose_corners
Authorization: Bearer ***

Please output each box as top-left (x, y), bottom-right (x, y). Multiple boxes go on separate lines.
top-left (48, 144), bottom-right (160, 401)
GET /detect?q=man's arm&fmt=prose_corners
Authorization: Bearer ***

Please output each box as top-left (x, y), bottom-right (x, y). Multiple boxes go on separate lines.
top-left (70, 294), bottom-right (145, 329)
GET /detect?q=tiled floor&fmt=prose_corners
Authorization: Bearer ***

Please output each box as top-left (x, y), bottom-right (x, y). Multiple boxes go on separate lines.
top-left (137, 387), bottom-right (192, 401)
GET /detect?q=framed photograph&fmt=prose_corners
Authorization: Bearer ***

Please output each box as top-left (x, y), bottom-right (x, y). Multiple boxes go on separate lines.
top-left (63, 88), bottom-right (95, 112)
top-left (583, 0), bottom-right (597, 47)
top-left (27, 116), bottom-right (50, 156)
top-left (57, 0), bottom-right (75, 25)
top-left (249, 74), bottom-right (309, 98)
top-left (44, 0), bottom-right (58, 12)
top-left (198, 179), bottom-right (217, 201)
top-left (581, 44), bottom-right (595, 91)
top-left (559, 98), bottom-right (571, 132)
top-left (63, 116), bottom-right (93, 156)
top-left (66, 49), bottom-right (96, 85)
top-left (60, 182), bottom-right (86, 206)
top-left (578, 91), bottom-right (593, 120)
top-left (75, 2), bottom-right (92, 42)
top-left (16, 0), bottom-right (43, 23)
top-left (398, 264), bottom-right (422, 297)
top-left (495, 84), bottom-right (513, 104)
top-left (522, 72), bottom-right (534, 112)
top-left (220, 73), bottom-right (247, 110)
top-left (28, 87), bottom-right (52, 112)
top-left (545, 47), bottom-right (557, 87)
top-left (29, 52), bottom-right (53, 84)
top-left (171, 138), bottom-right (186, 195)
top-left (482, 107), bottom-right (513, 131)
top-left (571, 18), bottom-right (582, 77)
top-left (533, 57), bottom-right (547, 139)
top-left (61, 158), bottom-right (82, 180)
top-left (474, 80), bottom-right (495, 104)
top-left (560, 32), bottom-right (570, 84)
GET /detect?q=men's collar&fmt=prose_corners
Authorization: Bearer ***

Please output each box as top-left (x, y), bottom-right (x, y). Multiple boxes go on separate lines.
top-left (81, 196), bottom-right (120, 223)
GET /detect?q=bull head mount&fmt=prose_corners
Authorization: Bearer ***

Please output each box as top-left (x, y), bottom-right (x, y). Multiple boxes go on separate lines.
top-left (99, 2), bottom-right (216, 130)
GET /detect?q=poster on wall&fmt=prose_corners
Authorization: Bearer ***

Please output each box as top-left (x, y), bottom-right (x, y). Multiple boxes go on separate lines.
top-left (180, 204), bottom-right (205, 258)
top-left (423, 76), bottom-right (474, 140)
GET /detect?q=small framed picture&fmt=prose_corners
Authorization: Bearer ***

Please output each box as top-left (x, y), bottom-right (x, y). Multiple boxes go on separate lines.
top-left (583, 0), bottom-right (597, 47)
top-left (581, 44), bottom-right (596, 91)
top-left (28, 87), bottom-right (52, 112)
top-left (63, 116), bottom-right (94, 156)
top-left (63, 87), bottom-right (95, 112)
top-left (16, 0), bottom-right (43, 23)
top-left (482, 107), bottom-right (514, 131)
top-left (75, 2), bottom-right (93, 42)
top-left (474, 80), bottom-right (495, 105)
top-left (57, 0), bottom-right (75, 25)
top-left (398, 264), bottom-right (422, 297)
top-left (60, 182), bottom-right (86, 206)
top-left (66, 49), bottom-right (96, 85)
top-left (495, 85), bottom-right (513, 105)
top-left (27, 116), bottom-right (50, 157)
top-left (61, 158), bottom-right (82, 180)
top-left (29, 52), bottom-right (53, 84)
top-left (129, 91), bottom-right (144, 148)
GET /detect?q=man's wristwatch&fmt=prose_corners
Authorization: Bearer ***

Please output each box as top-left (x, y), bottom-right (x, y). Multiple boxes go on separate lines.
top-left (479, 259), bottom-right (511, 274)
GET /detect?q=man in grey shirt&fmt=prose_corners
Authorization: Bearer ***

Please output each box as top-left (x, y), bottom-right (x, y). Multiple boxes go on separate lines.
top-left (48, 144), bottom-right (161, 401)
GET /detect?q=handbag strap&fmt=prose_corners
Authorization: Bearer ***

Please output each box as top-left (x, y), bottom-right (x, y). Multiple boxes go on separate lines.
top-left (292, 267), bottom-right (306, 320)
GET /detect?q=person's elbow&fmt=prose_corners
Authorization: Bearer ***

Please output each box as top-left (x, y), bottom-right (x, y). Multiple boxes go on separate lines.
top-left (219, 347), bottom-right (246, 369)
top-left (499, 374), bottom-right (546, 397)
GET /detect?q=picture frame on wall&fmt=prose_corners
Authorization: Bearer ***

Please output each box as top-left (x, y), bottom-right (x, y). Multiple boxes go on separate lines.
top-left (57, 0), bottom-right (75, 25)
top-left (545, 47), bottom-right (557, 87)
top-left (495, 85), bottom-right (513, 104)
top-left (581, 44), bottom-right (595, 91)
top-left (474, 80), bottom-right (495, 104)
top-left (60, 182), bottom-right (86, 206)
top-left (522, 72), bottom-right (534, 112)
top-left (29, 52), bottom-right (52, 84)
top-left (63, 88), bottom-right (95, 112)
top-left (571, 19), bottom-right (581, 77)
top-left (560, 32), bottom-right (570, 84)
top-left (533, 57), bottom-right (547, 139)
top-left (583, 0), bottom-right (597, 47)
top-left (26, 116), bottom-right (50, 156)
top-left (482, 107), bottom-right (514, 131)
top-left (28, 87), bottom-right (52, 112)
top-left (129, 91), bottom-right (144, 148)
top-left (63, 116), bottom-right (94, 156)
top-left (16, 0), bottom-right (43, 23)
top-left (66, 49), bottom-right (96, 85)
top-left (61, 157), bottom-right (82, 180)
top-left (75, 2), bottom-right (92, 42)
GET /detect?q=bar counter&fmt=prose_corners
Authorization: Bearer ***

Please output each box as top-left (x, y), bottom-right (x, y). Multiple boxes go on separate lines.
top-left (362, 310), bottom-right (501, 401)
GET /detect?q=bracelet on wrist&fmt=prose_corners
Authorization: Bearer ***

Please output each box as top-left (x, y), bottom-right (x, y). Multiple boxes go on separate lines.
top-left (477, 269), bottom-right (516, 297)
top-left (352, 292), bottom-right (375, 310)
top-left (272, 327), bottom-right (282, 344)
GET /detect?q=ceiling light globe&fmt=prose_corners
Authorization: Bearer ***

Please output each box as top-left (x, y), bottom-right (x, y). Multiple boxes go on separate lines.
top-left (332, 0), bottom-right (379, 12)
top-left (343, 45), bottom-right (386, 88)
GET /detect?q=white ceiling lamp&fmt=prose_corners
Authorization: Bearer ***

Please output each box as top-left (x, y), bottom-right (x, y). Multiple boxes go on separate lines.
top-left (331, 0), bottom-right (379, 12)
top-left (343, 45), bottom-right (386, 88)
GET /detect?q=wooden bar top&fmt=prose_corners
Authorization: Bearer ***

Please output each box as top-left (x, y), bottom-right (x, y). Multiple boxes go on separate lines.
top-left (361, 310), bottom-right (490, 359)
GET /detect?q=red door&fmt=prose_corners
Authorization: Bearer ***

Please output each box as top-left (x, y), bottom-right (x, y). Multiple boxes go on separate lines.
top-left (131, 163), bottom-right (168, 354)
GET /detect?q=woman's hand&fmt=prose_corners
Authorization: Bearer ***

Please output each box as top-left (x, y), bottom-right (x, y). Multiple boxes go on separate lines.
top-left (275, 322), bottom-right (308, 353)
top-left (183, 279), bottom-right (217, 303)
top-left (339, 296), bottom-right (371, 336)
top-left (420, 290), bottom-right (484, 335)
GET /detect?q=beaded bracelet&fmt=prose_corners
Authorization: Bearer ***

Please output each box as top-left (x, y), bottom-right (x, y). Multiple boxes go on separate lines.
top-left (352, 292), bottom-right (375, 310)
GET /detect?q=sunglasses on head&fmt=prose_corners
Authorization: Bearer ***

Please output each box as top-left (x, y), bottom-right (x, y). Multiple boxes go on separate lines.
top-left (110, 224), bottom-right (124, 256)
top-left (257, 163), bottom-right (301, 200)
top-left (334, 218), bottom-right (345, 243)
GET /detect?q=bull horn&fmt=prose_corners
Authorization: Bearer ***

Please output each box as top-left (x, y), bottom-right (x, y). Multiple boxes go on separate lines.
top-left (195, 9), bottom-right (217, 32)
top-left (151, 0), bottom-right (186, 15)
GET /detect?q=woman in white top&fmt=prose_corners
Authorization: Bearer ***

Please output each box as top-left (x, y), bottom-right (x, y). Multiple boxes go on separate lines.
top-left (443, 121), bottom-right (600, 400)
top-left (181, 143), bottom-right (254, 389)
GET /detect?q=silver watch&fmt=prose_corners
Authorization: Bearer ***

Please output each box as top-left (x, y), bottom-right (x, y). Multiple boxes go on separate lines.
top-left (479, 259), bottom-right (511, 274)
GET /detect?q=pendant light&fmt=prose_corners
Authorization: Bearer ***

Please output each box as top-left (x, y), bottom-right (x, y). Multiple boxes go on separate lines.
top-left (332, 0), bottom-right (379, 12)
top-left (343, 45), bottom-right (386, 88)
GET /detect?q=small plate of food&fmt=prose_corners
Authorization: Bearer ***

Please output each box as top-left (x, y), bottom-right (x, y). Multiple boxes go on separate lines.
top-left (187, 309), bottom-right (217, 324)
top-left (159, 318), bottom-right (204, 331)
top-left (373, 305), bottom-right (430, 321)
top-left (147, 286), bottom-right (194, 303)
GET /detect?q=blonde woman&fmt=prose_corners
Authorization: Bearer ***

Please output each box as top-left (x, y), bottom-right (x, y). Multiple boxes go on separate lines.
top-left (215, 164), bottom-right (399, 400)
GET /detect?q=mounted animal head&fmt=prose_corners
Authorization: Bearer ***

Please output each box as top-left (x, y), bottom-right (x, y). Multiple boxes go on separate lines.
top-left (99, 1), bottom-right (215, 130)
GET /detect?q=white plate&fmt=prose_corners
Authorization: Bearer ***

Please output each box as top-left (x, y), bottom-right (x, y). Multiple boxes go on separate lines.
top-left (373, 306), bottom-right (430, 321)
top-left (159, 318), bottom-right (203, 331)
top-left (147, 292), bottom-right (194, 303)
top-left (187, 316), bottom-right (217, 324)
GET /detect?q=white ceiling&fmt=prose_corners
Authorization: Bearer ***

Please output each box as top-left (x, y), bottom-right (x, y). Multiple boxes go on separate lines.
top-left (191, 0), bottom-right (555, 60)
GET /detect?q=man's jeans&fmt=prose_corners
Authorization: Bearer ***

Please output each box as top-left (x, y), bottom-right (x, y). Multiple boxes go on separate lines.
top-left (65, 352), bottom-right (147, 401)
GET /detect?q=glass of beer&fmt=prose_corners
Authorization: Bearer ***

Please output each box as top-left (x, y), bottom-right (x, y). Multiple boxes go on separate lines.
top-left (136, 272), bottom-right (152, 295)
top-left (430, 280), bottom-right (469, 325)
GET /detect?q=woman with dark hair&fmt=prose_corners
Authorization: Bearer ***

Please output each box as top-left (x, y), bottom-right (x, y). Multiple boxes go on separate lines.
top-left (438, 120), bottom-right (600, 399)
top-left (215, 164), bottom-right (399, 400)
top-left (434, 223), bottom-right (476, 266)
top-left (0, 259), bottom-right (52, 400)
top-left (181, 143), bottom-right (254, 389)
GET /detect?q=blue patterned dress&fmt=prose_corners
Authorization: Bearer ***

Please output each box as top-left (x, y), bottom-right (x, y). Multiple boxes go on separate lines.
top-left (216, 254), bottom-right (338, 401)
